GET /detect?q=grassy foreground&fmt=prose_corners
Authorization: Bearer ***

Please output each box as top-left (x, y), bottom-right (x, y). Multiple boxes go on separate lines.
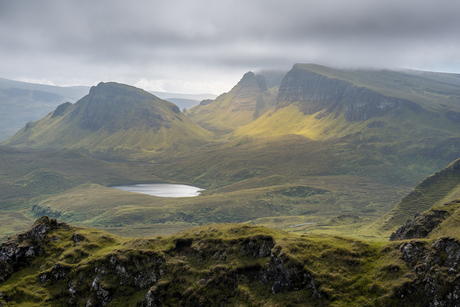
top-left (0, 216), bottom-right (444, 306)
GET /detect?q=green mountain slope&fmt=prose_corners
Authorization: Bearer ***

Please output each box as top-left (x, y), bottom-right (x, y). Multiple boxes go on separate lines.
top-left (186, 71), bottom-right (280, 135)
top-left (2, 82), bottom-right (212, 159)
top-left (370, 158), bottom-right (460, 234)
top-left (229, 64), bottom-right (460, 180)
top-left (238, 64), bottom-right (460, 142)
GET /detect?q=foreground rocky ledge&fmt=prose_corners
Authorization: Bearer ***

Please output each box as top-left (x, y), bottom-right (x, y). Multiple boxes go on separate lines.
top-left (1, 217), bottom-right (460, 306)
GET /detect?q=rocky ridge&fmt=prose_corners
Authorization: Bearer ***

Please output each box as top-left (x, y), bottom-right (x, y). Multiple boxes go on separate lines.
top-left (276, 65), bottom-right (430, 121)
top-left (0, 218), bottom-right (322, 306)
top-left (4, 217), bottom-right (460, 306)
top-left (390, 209), bottom-right (450, 241)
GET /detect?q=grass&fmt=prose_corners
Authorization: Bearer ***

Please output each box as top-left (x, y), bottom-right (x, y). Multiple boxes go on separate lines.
top-left (368, 159), bottom-right (460, 236)
top-left (2, 82), bottom-right (213, 160)
top-left (0, 219), bottom-right (433, 306)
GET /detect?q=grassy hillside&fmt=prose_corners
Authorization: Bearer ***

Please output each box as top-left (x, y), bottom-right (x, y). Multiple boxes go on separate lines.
top-left (2, 82), bottom-right (212, 159)
top-left (186, 72), bottom-right (279, 135)
top-left (0, 146), bottom-right (166, 241)
top-left (368, 158), bottom-right (460, 236)
top-left (2, 216), bottom-right (457, 307)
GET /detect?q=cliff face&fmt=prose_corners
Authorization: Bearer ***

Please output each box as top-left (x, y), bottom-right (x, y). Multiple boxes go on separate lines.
top-left (3, 217), bottom-right (460, 306)
top-left (276, 66), bottom-right (427, 121)
top-left (71, 82), bottom-right (171, 132)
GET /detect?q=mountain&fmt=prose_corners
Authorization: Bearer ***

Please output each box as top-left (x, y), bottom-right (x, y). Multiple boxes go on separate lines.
top-left (0, 77), bottom-right (90, 142)
top-left (227, 64), bottom-right (460, 180)
top-left (239, 64), bottom-right (460, 143)
top-left (186, 71), bottom-right (282, 135)
top-left (2, 216), bottom-right (460, 306)
top-left (2, 82), bottom-right (212, 159)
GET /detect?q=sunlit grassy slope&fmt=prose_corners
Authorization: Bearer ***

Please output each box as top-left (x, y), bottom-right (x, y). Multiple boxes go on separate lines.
top-left (2, 82), bottom-right (212, 159)
top-left (186, 71), bottom-right (278, 135)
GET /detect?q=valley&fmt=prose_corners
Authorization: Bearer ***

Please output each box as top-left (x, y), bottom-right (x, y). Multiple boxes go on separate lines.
top-left (2, 64), bottom-right (460, 305)
top-left (2, 64), bottom-right (460, 242)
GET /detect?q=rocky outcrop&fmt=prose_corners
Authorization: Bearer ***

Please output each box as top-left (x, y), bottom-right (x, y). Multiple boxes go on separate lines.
top-left (277, 68), bottom-right (348, 115)
top-left (394, 237), bottom-right (460, 306)
top-left (0, 219), bottom-right (322, 306)
top-left (342, 86), bottom-right (423, 121)
top-left (51, 101), bottom-right (73, 118)
top-left (199, 99), bottom-right (214, 106)
top-left (390, 210), bottom-right (450, 241)
top-left (0, 216), bottom-right (67, 282)
top-left (10, 217), bottom-right (460, 306)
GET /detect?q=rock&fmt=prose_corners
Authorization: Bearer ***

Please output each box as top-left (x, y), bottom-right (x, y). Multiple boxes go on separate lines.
top-left (258, 255), bottom-right (319, 296)
top-left (395, 237), bottom-right (460, 305)
top-left (0, 216), bottom-right (67, 282)
top-left (72, 233), bottom-right (85, 244)
top-left (277, 66), bottom-right (427, 122)
top-left (390, 210), bottom-right (449, 241)
top-left (240, 235), bottom-right (274, 258)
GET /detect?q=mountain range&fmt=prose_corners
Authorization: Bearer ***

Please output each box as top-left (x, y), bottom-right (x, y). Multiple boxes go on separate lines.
top-left (3, 63), bottom-right (460, 304)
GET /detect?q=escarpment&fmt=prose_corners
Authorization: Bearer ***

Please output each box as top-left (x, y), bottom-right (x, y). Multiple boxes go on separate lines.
top-left (276, 64), bottom-right (428, 121)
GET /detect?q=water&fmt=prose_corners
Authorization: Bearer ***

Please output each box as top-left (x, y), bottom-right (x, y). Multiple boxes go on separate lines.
top-left (110, 183), bottom-right (204, 198)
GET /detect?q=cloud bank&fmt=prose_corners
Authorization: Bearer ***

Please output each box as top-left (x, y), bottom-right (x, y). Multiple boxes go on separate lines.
top-left (1, 0), bottom-right (460, 94)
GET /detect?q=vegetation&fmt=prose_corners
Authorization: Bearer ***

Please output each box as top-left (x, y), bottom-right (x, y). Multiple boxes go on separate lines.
top-left (3, 64), bottom-right (460, 305)
top-left (2, 82), bottom-right (212, 160)
top-left (2, 64), bottom-right (460, 247)
top-left (0, 217), bottom-right (447, 306)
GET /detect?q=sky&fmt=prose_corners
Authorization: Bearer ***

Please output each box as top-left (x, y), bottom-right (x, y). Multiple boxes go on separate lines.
top-left (1, 0), bottom-right (460, 95)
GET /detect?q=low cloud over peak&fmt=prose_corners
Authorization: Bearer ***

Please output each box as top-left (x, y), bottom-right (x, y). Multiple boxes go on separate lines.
top-left (1, 0), bottom-right (460, 94)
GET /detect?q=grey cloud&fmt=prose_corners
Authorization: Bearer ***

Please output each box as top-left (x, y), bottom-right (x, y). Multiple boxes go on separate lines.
top-left (1, 0), bottom-right (460, 93)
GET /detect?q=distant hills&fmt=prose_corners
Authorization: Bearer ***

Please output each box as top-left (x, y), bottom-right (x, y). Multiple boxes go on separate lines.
top-left (2, 82), bottom-right (212, 159)
top-left (0, 77), bottom-right (90, 142)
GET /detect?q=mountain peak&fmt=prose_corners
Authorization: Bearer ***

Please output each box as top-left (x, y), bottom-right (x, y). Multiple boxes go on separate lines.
top-left (2, 82), bottom-right (212, 158)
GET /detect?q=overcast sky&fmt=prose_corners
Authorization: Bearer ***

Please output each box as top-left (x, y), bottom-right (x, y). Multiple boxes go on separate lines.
top-left (1, 0), bottom-right (460, 94)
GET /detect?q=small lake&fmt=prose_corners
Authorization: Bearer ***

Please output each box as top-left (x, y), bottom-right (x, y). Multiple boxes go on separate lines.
top-left (110, 183), bottom-right (204, 198)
